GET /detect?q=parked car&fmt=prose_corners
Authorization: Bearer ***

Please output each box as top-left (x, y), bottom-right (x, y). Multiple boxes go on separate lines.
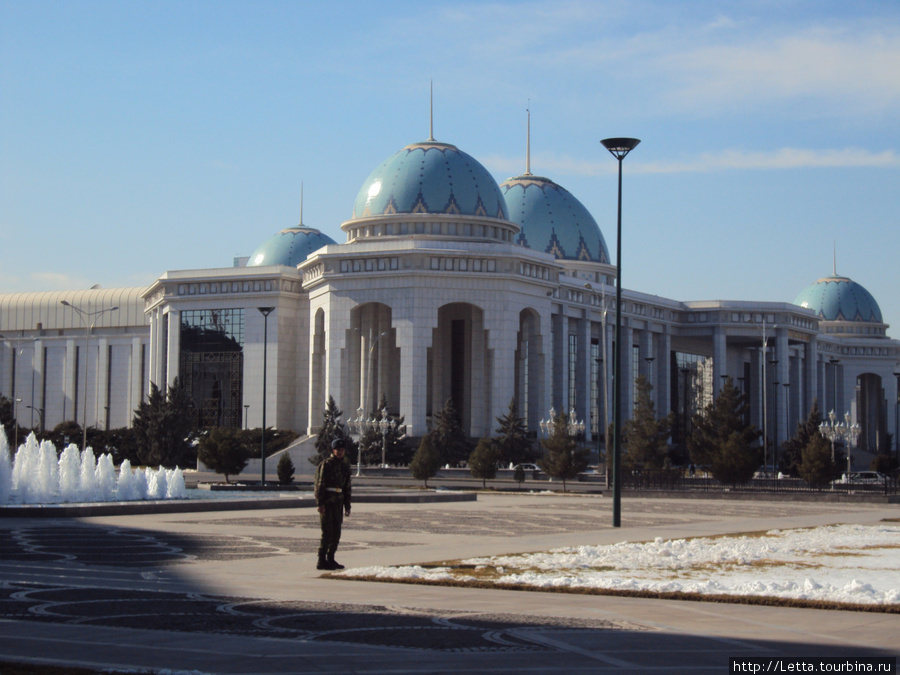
top-left (514, 463), bottom-right (540, 472)
top-left (837, 471), bottom-right (888, 484)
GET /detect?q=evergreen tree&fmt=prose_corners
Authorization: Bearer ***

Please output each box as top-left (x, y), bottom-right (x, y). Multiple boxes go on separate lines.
top-left (198, 427), bottom-right (250, 482)
top-left (276, 452), bottom-right (295, 485)
top-left (711, 431), bottom-right (760, 487)
top-left (494, 397), bottom-right (533, 467)
top-left (688, 376), bottom-right (760, 485)
top-left (780, 399), bottom-right (823, 477)
top-left (310, 395), bottom-right (356, 466)
top-left (133, 378), bottom-right (196, 468)
top-left (798, 432), bottom-right (834, 489)
top-left (622, 376), bottom-right (672, 471)
top-left (429, 398), bottom-right (471, 467)
top-left (468, 437), bottom-right (500, 488)
top-left (539, 413), bottom-right (590, 491)
top-left (409, 434), bottom-right (440, 487)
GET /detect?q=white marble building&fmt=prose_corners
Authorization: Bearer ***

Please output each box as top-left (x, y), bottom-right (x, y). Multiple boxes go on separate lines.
top-left (2, 131), bottom-right (899, 466)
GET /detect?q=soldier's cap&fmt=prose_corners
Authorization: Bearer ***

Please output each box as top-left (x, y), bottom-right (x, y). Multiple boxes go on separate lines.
top-left (331, 439), bottom-right (346, 450)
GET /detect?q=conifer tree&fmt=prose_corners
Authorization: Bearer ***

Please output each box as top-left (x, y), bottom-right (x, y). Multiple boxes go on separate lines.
top-left (539, 413), bottom-right (590, 491)
top-left (494, 397), bottom-right (533, 467)
top-left (429, 398), bottom-right (471, 467)
top-left (310, 395), bottom-right (355, 466)
top-left (780, 399), bottom-right (823, 477)
top-left (798, 432), bottom-right (834, 488)
top-left (688, 376), bottom-right (760, 485)
top-left (133, 378), bottom-right (196, 468)
top-left (468, 437), bottom-right (500, 488)
top-left (197, 427), bottom-right (250, 483)
top-left (622, 376), bottom-right (672, 471)
top-left (409, 434), bottom-right (440, 487)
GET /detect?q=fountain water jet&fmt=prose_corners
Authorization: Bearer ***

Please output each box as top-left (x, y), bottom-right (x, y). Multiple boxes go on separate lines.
top-left (0, 429), bottom-right (185, 505)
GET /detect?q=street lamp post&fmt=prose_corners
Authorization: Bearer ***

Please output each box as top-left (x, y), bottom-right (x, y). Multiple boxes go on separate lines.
top-left (60, 300), bottom-right (119, 451)
top-left (27, 405), bottom-right (44, 434)
top-left (600, 137), bottom-right (640, 529)
top-left (244, 404), bottom-right (249, 429)
top-left (257, 307), bottom-right (275, 487)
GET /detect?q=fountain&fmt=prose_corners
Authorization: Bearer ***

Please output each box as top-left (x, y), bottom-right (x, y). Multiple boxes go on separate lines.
top-left (0, 428), bottom-right (185, 505)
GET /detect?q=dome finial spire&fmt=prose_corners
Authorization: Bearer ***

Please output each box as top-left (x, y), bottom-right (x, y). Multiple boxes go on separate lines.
top-left (525, 102), bottom-right (532, 176)
top-left (298, 182), bottom-right (304, 227)
top-left (428, 79), bottom-right (434, 142)
top-left (833, 239), bottom-right (837, 276)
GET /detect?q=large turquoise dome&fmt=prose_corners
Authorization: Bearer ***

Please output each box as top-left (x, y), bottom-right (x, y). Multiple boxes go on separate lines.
top-left (500, 174), bottom-right (610, 263)
top-left (793, 275), bottom-right (883, 323)
top-left (247, 227), bottom-right (336, 268)
top-left (351, 140), bottom-right (508, 221)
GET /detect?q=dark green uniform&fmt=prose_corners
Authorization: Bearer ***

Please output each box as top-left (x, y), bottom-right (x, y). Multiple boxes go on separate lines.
top-left (314, 454), bottom-right (352, 566)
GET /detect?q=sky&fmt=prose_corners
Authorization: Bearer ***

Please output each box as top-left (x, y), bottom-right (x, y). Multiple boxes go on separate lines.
top-left (2, 1), bottom-right (899, 333)
top-left (339, 522), bottom-right (900, 607)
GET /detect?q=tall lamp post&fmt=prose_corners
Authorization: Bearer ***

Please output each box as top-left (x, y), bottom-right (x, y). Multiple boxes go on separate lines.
top-left (601, 137), bottom-right (640, 528)
top-left (258, 307), bottom-right (275, 486)
top-left (27, 405), bottom-right (44, 434)
top-left (60, 300), bottom-right (119, 451)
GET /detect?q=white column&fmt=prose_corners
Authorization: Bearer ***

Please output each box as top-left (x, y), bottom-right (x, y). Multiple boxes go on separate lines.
top-left (97, 337), bottom-right (110, 430)
top-left (658, 330), bottom-right (672, 424)
top-left (805, 337), bottom-right (818, 415)
top-left (713, 326), bottom-right (726, 395)
top-left (774, 327), bottom-right (790, 446)
top-left (397, 322), bottom-right (433, 437)
top-left (166, 310), bottom-right (180, 388)
top-left (486, 314), bottom-right (518, 439)
top-left (131, 336), bottom-right (144, 421)
top-left (622, 323), bottom-right (634, 422)
top-left (65, 338), bottom-right (77, 423)
top-left (576, 314), bottom-right (590, 437)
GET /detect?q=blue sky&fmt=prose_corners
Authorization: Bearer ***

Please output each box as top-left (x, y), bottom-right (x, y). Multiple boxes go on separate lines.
top-left (2, 0), bottom-right (899, 334)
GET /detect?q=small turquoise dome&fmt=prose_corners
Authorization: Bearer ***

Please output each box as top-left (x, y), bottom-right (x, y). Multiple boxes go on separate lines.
top-left (247, 227), bottom-right (336, 268)
top-left (500, 174), bottom-right (610, 263)
top-left (793, 275), bottom-right (883, 323)
top-left (351, 140), bottom-right (508, 221)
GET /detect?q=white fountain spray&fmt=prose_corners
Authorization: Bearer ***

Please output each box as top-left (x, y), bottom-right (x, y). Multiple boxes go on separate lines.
top-left (0, 428), bottom-right (185, 505)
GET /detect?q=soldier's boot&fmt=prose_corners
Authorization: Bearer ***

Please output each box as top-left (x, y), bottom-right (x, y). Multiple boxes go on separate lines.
top-left (327, 554), bottom-right (345, 570)
top-left (316, 554), bottom-right (333, 570)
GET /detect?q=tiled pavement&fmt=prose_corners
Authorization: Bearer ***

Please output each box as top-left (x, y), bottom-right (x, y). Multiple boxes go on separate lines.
top-left (1, 490), bottom-right (898, 673)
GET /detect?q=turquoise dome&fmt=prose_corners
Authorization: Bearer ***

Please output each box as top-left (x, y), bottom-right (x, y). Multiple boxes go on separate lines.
top-left (500, 174), bottom-right (610, 263)
top-left (793, 275), bottom-right (883, 323)
top-left (247, 227), bottom-right (336, 268)
top-left (351, 140), bottom-right (508, 221)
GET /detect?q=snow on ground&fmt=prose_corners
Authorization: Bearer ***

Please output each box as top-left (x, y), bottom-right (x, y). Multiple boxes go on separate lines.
top-left (337, 523), bottom-right (900, 606)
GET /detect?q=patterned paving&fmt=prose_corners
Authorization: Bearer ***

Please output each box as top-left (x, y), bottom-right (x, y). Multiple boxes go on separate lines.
top-left (0, 581), bottom-right (646, 652)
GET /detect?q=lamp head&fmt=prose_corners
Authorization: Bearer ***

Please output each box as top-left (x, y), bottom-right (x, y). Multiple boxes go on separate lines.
top-left (601, 137), bottom-right (641, 160)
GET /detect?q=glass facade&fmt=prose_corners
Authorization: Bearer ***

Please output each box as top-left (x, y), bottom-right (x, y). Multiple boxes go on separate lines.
top-left (180, 309), bottom-right (244, 428)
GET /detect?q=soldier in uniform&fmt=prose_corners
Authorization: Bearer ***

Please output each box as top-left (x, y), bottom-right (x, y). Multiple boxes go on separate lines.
top-left (314, 438), bottom-right (352, 570)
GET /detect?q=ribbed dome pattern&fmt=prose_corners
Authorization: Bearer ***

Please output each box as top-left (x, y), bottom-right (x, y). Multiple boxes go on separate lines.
top-left (500, 174), bottom-right (609, 263)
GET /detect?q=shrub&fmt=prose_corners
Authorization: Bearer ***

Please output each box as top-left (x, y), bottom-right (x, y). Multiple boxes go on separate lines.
top-left (276, 453), bottom-right (295, 485)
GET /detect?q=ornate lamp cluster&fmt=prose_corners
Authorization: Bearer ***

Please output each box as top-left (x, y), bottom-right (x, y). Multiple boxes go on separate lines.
top-left (348, 405), bottom-right (403, 471)
top-left (818, 409), bottom-right (861, 476)
top-left (539, 407), bottom-right (585, 437)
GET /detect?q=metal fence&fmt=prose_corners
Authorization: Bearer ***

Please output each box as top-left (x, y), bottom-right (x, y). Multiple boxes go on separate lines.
top-left (619, 470), bottom-right (900, 495)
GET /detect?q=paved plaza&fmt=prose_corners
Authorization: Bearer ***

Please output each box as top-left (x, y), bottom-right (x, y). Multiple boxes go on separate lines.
top-left (1, 489), bottom-right (898, 673)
